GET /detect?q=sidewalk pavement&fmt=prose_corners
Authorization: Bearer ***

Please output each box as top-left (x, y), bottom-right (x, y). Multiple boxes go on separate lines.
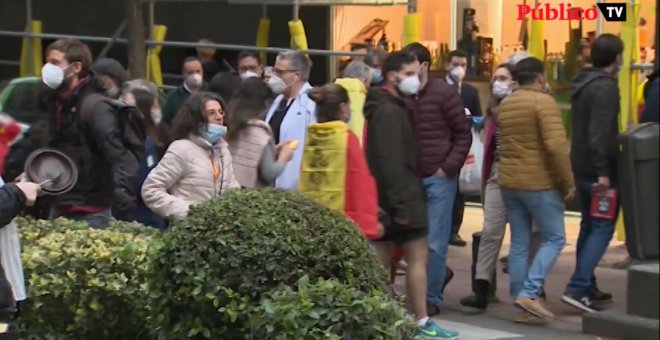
top-left (445, 206), bottom-right (628, 324)
top-left (396, 206), bottom-right (629, 337)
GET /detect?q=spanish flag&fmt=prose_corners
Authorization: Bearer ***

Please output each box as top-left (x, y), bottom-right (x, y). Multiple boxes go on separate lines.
top-left (299, 121), bottom-right (379, 239)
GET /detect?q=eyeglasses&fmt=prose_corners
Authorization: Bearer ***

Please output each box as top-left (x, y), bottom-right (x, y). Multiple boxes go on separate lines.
top-left (272, 68), bottom-right (298, 77)
top-left (207, 109), bottom-right (225, 118)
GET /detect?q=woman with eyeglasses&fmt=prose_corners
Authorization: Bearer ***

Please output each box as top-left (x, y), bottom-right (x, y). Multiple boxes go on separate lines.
top-left (142, 92), bottom-right (240, 221)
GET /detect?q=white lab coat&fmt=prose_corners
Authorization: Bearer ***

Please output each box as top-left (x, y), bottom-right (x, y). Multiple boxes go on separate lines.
top-left (0, 177), bottom-right (25, 302)
top-left (265, 82), bottom-right (317, 190)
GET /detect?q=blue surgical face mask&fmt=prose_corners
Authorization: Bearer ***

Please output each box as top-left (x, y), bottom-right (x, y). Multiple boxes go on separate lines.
top-left (200, 123), bottom-right (227, 144)
top-left (371, 68), bottom-right (383, 84)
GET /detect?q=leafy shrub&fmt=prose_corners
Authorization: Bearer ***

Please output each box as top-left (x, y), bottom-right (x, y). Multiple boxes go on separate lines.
top-left (250, 276), bottom-right (416, 340)
top-left (17, 217), bottom-right (159, 248)
top-left (19, 228), bottom-right (159, 339)
top-left (108, 219), bottom-right (162, 237)
top-left (148, 189), bottom-right (389, 338)
top-left (17, 217), bottom-right (88, 248)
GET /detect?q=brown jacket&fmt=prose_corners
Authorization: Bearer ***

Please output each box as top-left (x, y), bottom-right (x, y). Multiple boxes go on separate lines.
top-left (496, 86), bottom-right (574, 194)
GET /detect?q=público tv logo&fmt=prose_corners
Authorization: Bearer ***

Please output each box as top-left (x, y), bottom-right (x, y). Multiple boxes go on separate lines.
top-left (517, 2), bottom-right (627, 22)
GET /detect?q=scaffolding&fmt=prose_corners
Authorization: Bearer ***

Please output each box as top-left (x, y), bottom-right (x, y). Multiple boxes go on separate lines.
top-left (0, 0), bottom-right (656, 78)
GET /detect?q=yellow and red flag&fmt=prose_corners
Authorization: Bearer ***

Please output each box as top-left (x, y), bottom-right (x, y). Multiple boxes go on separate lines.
top-left (299, 121), bottom-right (379, 239)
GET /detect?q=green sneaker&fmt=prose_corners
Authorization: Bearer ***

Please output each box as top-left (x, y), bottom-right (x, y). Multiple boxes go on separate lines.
top-left (417, 319), bottom-right (459, 339)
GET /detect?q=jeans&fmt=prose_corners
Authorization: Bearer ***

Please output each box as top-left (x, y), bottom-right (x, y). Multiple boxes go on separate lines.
top-left (565, 177), bottom-right (619, 296)
top-left (49, 208), bottom-right (112, 229)
top-left (502, 189), bottom-right (566, 299)
top-left (423, 175), bottom-right (457, 309)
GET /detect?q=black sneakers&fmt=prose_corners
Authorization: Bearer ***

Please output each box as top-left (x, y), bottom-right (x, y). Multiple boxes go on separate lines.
top-left (561, 293), bottom-right (603, 313)
top-left (590, 288), bottom-right (613, 303)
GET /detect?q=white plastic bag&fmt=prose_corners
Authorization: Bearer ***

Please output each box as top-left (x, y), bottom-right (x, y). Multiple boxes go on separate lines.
top-left (0, 222), bottom-right (26, 302)
top-left (459, 128), bottom-right (484, 195)
top-left (0, 178), bottom-right (26, 302)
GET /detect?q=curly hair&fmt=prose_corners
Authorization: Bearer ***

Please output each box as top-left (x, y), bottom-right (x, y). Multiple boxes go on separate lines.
top-left (171, 92), bottom-right (225, 140)
top-left (226, 77), bottom-right (274, 142)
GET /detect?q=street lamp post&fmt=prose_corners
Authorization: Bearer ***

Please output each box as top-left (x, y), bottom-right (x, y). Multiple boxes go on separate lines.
top-left (596, 0), bottom-right (604, 36)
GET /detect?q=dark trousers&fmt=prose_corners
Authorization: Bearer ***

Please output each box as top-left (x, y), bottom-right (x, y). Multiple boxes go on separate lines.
top-left (452, 186), bottom-right (465, 236)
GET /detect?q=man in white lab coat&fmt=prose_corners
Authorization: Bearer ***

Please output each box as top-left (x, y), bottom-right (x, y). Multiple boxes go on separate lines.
top-left (265, 50), bottom-right (317, 190)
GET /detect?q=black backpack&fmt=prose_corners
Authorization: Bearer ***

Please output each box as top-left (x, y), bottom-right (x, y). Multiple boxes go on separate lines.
top-left (81, 93), bottom-right (147, 162)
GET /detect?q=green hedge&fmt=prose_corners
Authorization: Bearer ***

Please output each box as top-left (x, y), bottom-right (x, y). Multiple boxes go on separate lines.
top-left (17, 219), bottom-right (160, 339)
top-left (148, 189), bottom-right (392, 338)
top-left (15, 189), bottom-right (410, 339)
top-left (250, 276), bottom-right (415, 339)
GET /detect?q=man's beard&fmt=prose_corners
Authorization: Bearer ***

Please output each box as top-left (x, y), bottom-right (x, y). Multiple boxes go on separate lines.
top-left (56, 76), bottom-right (75, 93)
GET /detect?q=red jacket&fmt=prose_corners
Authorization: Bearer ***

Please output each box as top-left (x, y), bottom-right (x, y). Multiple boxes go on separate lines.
top-left (406, 79), bottom-right (472, 177)
top-left (0, 122), bottom-right (21, 175)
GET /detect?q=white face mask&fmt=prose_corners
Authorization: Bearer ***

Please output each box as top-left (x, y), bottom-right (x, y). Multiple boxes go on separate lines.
top-left (450, 66), bottom-right (466, 82)
top-left (397, 75), bottom-right (421, 96)
top-left (492, 81), bottom-right (512, 99)
top-left (268, 75), bottom-right (288, 94)
top-left (185, 73), bottom-right (203, 89)
top-left (240, 71), bottom-right (260, 81)
top-left (41, 63), bottom-right (66, 89)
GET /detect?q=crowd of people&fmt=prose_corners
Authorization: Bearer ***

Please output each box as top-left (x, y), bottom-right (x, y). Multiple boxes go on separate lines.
top-left (0, 33), bottom-right (658, 339)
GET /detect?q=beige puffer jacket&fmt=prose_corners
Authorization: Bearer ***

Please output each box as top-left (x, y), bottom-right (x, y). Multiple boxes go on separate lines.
top-left (141, 135), bottom-right (240, 219)
top-left (229, 119), bottom-right (275, 188)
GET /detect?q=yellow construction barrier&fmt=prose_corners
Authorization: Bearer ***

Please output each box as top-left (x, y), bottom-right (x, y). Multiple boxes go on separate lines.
top-left (615, 1), bottom-right (641, 242)
top-left (256, 17), bottom-right (271, 64)
top-left (402, 13), bottom-right (421, 46)
top-left (146, 25), bottom-right (167, 87)
top-left (19, 20), bottom-right (43, 77)
top-left (288, 20), bottom-right (308, 51)
top-left (528, 20), bottom-right (545, 60)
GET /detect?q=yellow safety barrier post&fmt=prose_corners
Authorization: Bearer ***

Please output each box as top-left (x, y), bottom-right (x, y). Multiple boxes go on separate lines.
top-left (528, 19), bottom-right (545, 60)
top-left (20, 20), bottom-right (43, 77)
top-left (146, 25), bottom-right (167, 87)
top-left (615, 1), bottom-right (641, 242)
top-left (256, 17), bottom-right (271, 64)
top-left (402, 13), bottom-right (421, 46)
top-left (288, 20), bottom-right (308, 52)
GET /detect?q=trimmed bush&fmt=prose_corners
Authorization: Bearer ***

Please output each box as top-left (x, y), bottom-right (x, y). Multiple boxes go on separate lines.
top-left (148, 189), bottom-right (390, 338)
top-left (17, 217), bottom-right (88, 248)
top-left (250, 276), bottom-right (416, 339)
top-left (18, 228), bottom-right (159, 339)
top-left (17, 217), bottom-right (159, 248)
top-left (108, 219), bottom-right (162, 237)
